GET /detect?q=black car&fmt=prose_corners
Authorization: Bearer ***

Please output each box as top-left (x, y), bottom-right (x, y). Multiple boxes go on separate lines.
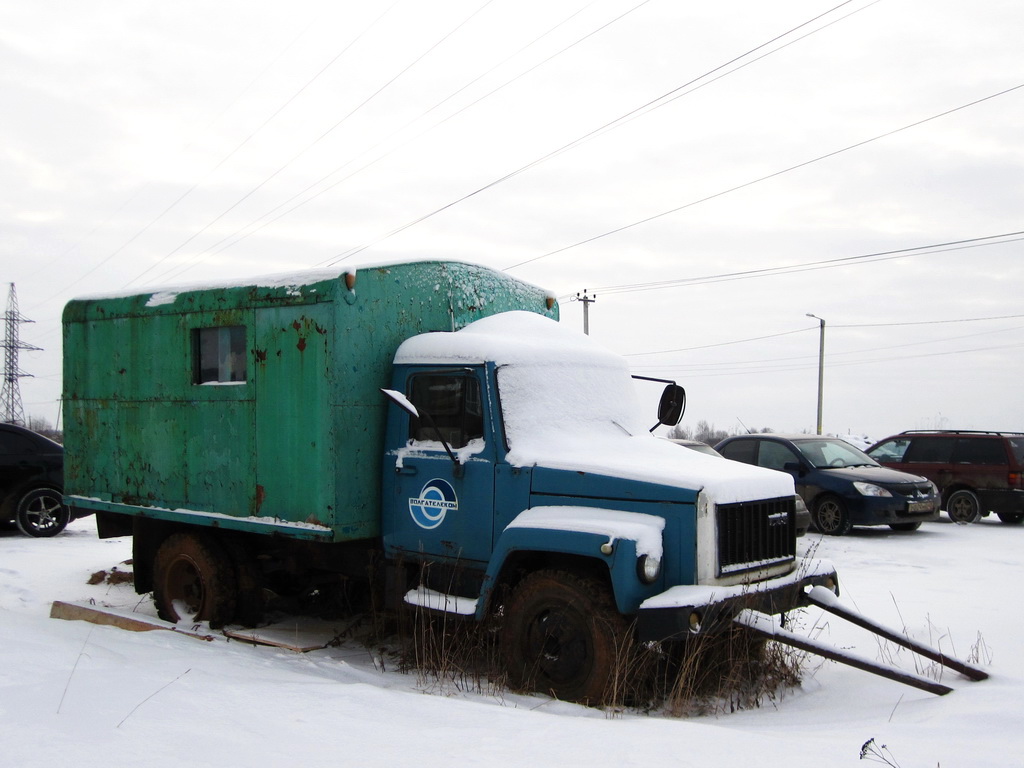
top-left (0, 423), bottom-right (79, 537)
top-left (667, 438), bottom-right (812, 537)
top-left (715, 434), bottom-right (940, 535)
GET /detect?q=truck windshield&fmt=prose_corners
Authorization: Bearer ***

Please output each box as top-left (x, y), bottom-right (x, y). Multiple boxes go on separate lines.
top-left (495, 360), bottom-right (648, 452)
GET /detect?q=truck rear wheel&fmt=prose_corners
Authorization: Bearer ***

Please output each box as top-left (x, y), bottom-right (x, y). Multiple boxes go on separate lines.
top-left (153, 532), bottom-right (237, 628)
top-left (502, 570), bottom-right (628, 705)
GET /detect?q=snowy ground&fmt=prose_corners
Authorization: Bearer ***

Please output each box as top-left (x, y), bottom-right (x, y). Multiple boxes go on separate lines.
top-left (1, 515), bottom-right (1019, 768)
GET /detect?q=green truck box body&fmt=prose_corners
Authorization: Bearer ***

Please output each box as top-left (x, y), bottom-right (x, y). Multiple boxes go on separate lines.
top-left (62, 260), bottom-right (557, 542)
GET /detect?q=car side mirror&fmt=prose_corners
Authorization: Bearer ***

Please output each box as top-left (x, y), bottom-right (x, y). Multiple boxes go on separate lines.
top-left (783, 461), bottom-right (806, 477)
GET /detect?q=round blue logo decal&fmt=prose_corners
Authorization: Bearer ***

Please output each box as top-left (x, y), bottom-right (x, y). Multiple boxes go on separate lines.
top-left (409, 478), bottom-right (458, 530)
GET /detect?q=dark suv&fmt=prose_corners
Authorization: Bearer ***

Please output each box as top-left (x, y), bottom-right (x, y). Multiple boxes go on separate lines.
top-left (867, 431), bottom-right (1024, 525)
top-left (0, 422), bottom-right (78, 537)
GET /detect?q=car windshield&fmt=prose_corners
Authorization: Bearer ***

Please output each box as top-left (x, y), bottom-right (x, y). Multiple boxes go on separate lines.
top-left (794, 438), bottom-right (879, 469)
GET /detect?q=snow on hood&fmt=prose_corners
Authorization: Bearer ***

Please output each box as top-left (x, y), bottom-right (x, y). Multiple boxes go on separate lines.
top-left (396, 312), bottom-right (794, 505)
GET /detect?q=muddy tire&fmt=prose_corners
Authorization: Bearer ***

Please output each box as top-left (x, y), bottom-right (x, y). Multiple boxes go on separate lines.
top-left (15, 488), bottom-right (70, 538)
top-left (153, 532), bottom-right (237, 628)
top-left (946, 490), bottom-right (981, 525)
top-left (502, 570), bottom-right (628, 704)
top-left (812, 495), bottom-right (851, 536)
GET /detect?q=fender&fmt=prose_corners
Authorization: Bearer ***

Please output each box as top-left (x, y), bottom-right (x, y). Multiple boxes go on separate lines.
top-left (476, 506), bottom-right (667, 620)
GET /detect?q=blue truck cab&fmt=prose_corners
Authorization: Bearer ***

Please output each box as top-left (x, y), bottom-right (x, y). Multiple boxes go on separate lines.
top-left (380, 311), bottom-right (836, 701)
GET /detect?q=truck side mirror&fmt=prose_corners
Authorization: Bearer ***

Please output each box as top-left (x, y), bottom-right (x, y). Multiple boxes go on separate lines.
top-left (656, 384), bottom-right (686, 428)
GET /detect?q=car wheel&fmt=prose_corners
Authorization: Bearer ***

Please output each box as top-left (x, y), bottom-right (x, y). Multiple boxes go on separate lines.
top-left (502, 570), bottom-right (627, 705)
top-left (812, 496), bottom-right (851, 536)
top-left (946, 490), bottom-right (981, 525)
top-left (889, 522), bottom-right (922, 532)
top-left (153, 532), bottom-right (237, 628)
top-left (997, 512), bottom-right (1024, 525)
top-left (15, 488), bottom-right (70, 537)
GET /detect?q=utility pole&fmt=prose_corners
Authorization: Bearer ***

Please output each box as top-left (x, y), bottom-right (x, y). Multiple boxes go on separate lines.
top-left (574, 290), bottom-right (596, 335)
top-left (1, 283), bottom-right (40, 425)
top-left (806, 313), bottom-right (825, 435)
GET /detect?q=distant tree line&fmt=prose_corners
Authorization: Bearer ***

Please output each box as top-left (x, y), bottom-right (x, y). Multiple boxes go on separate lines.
top-left (667, 419), bottom-right (772, 447)
top-left (26, 416), bottom-right (62, 444)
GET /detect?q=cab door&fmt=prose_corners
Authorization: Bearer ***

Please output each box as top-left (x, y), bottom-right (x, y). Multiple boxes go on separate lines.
top-left (383, 367), bottom-right (495, 567)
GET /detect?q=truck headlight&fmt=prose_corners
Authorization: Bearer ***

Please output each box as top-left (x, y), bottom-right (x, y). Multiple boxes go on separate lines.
top-left (688, 611), bottom-right (702, 633)
top-left (637, 554), bottom-right (661, 584)
top-left (853, 481), bottom-right (892, 498)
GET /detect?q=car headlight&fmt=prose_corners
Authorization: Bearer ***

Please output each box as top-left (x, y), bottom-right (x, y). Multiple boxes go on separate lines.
top-left (853, 481), bottom-right (892, 497)
top-left (637, 554), bottom-right (661, 584)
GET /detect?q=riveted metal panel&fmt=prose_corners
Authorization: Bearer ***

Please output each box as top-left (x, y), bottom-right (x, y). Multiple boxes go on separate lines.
top-left (62, 261), bottom-right (557, 542)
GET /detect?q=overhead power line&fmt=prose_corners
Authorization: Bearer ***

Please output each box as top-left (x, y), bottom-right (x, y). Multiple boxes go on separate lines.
top-left (628, 312), bottom-right (1024, 359)
top-left (836, 314), bottom-right (1024, 328)
top-left (30, 3), bottom-right (396, 311)
top-left (321, 0), bottom-right (871, 267)
top-left (590, 230), bottom-right (1024, 297)
top-left (319, 0), bottom-right (662, 267)
top-left (505, 82), bottom-right (1024, 270)
top-left (160, 0), bottom-right (610, 282)
top-left (625, 328), bottom-right (811, 357)
top-left (126, 1), bottom-right (496, 289)
top-left (645, 339), bottom-right (1024, 379)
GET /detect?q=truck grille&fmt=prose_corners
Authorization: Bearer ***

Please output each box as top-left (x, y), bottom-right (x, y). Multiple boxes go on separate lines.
top-left (716, 496), bottom-right (796, 575)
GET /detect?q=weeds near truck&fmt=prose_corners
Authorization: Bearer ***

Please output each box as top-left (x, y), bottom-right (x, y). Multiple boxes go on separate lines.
top-left (397, 598), bottom-right (805, 715)
top-left (398, 603), bottom-right (508, 699)
top-left (871, 598), bottom-right (991, 685)
top-left (617, 627), bottom-right (803, 717)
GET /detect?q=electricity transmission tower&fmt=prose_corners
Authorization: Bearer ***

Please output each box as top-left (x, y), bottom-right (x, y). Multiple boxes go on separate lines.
top-left (1, 283), bottom-right (41, 425)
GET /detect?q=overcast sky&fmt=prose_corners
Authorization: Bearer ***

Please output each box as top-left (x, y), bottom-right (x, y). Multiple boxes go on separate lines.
top-left (2, 0), bottom-right (1022, 439)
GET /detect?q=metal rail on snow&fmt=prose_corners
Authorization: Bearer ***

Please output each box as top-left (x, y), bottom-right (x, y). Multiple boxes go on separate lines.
top-left (735, 585), bottom-right (989, 696)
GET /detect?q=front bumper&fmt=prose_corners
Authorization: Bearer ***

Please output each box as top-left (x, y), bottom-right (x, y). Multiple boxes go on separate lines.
top-left (636, 558), bottom-right (838, 643)
top-left (848, 494), bottom-right (940, 526)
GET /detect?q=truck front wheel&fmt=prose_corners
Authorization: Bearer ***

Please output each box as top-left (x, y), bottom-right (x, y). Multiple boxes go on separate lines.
top-left (153, 532), bottom-right (237, 628)
top-left (502, 570), bottom-right (628, 705)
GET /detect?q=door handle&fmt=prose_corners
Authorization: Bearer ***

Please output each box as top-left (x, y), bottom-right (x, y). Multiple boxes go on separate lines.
top-left (395, 466), bottom-right (418, 476)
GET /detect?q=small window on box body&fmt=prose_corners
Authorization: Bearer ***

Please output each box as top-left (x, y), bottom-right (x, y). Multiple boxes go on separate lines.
top-left (194, 326), bottom-right (247, 384)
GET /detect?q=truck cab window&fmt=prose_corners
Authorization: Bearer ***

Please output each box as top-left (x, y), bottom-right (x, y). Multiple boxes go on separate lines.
top-left (408, 373), bottom-right (483, 449)
top-left (193, 326), bottom-right (247, 384)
